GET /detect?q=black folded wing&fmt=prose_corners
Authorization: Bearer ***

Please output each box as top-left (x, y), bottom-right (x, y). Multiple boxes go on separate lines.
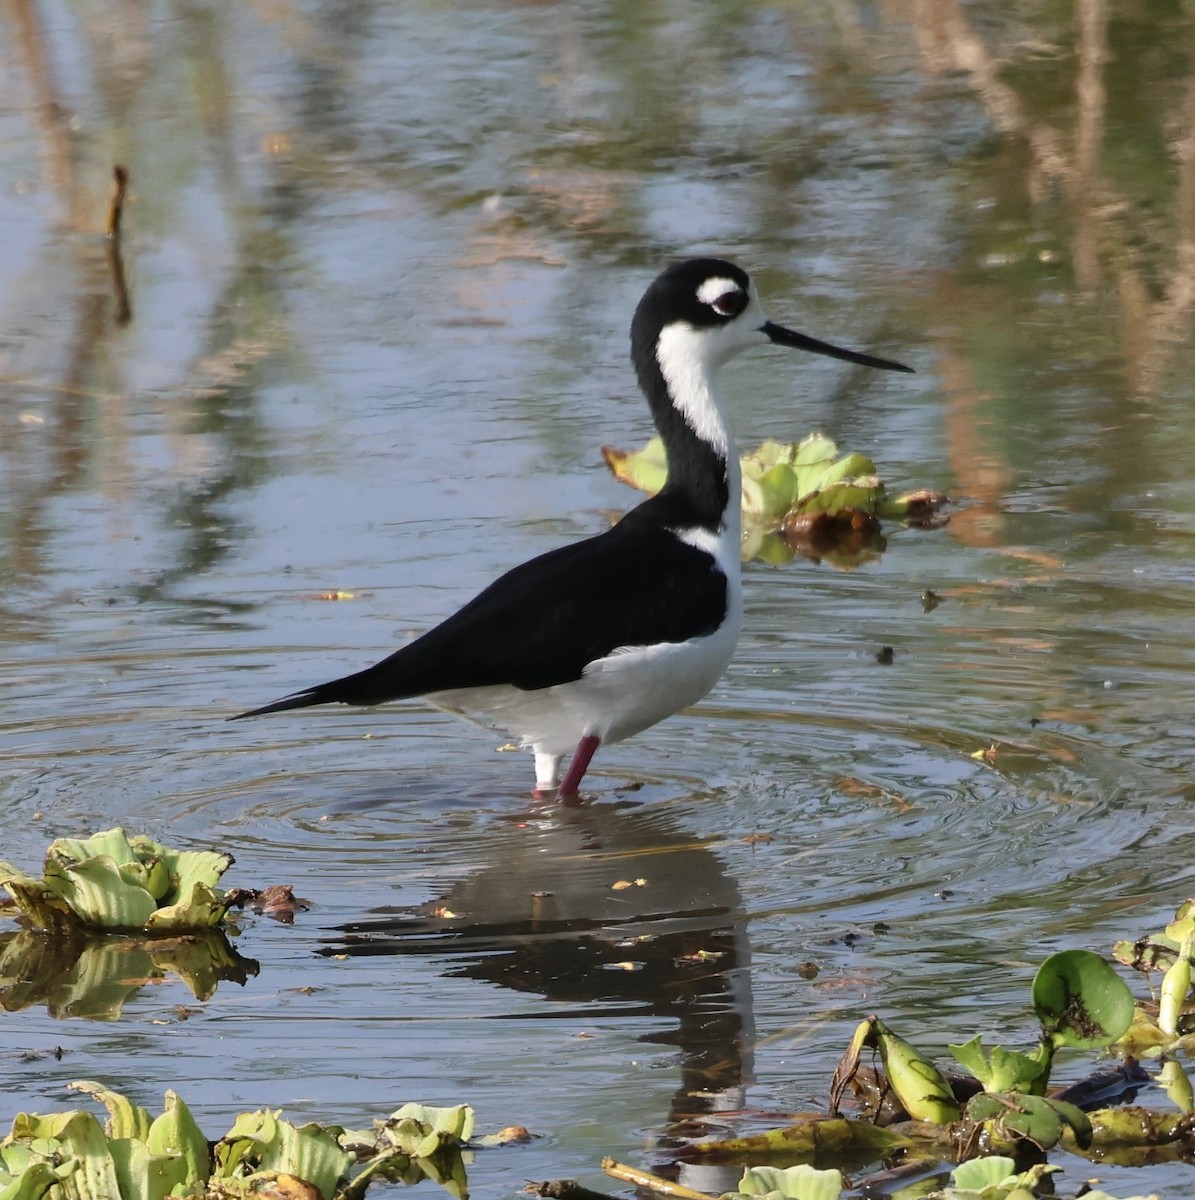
top-left (233, 512), bottom-right (729, 718)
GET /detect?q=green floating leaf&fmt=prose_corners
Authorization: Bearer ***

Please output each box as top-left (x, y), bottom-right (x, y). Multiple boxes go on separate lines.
top-left (948, 1155), bottom-right (1019, 1190)
top-left (1112, 935), bottom-right (1183, 976)
top-left (965, 1091), bottom-right (1091, 1151)
top-left (0, 1159), bottom-right (68, 1200)
top-left (106, 1137), bottom-right (190, 1200)
top-left (46, 854), bottom-right (158, 931)
top-left (67, 1082), bottom-right (152, 1142)
top-left (603, 434), bottom-right (946, 566)
top-left (277, 1122), bottom-right (351, 1200)
top-left (691, 1116), bottom-right (911, 1161)
top-left (129, 835), bottom-right (233, 906)
top-left (1155, 1058), bottom-right (1194, 1113)
top-left (1074, 1104), bottom-right (1194, 1151)
top-left (211, 1106), bottom-right (350, 1199)
top-left (145, 882), bottom-right (234, 934)
top-left (0, 865), bottom-right (75, 935)
top-left (1164, 899), bottom-right (1195, 945)
top-left (933, 1158), bottom-right (1062, 1199)
top-left (1158, 933), bottom-right (1193, 1039)
top-left (146, 1091), bottom-right (209, 1183)
top-left (50, 830), bottom-right (140, 868)
top-left (5, 1110), bottom-right (123, 1200)
top-left (1114, 1006), bottom-right (1174, 1058)
top-left (1032, 950), bottom-right (1134, 1049)
top-left (0, 1085), bottom-right (481, 1200)
top-left (382, 1104), bottom-right (475, 1159)
top-left (947, 1035), bottom-right (1051, 1095)
top-left (601, 439), bottom-right (668, 496)
top-left (735, 1163), bottom-right (843, 1199)
top-left (606, 434), bottom-right (891, 526)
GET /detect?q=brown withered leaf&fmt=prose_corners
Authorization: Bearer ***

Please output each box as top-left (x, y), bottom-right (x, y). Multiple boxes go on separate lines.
top-left (899, 490), bottom-right (951, 528)
top-left (257, 1174), bottom-right (321, 1200)
top-left (780, 508), bottom-right (886, 567)
top-left (244, 885), bottom-right (310, 923)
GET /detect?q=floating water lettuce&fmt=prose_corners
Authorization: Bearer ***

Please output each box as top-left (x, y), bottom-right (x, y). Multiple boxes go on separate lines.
top-left (0, 1087), bottom-right (482, 1200)
top-left (933, 1157), bottom-right (1069, 1200)
top-left (0, 828), bottom-right (235, 935)
top-left (3, 1085), bottom-right (211, 1200)
top-left (698, 947), bottom-right (1168, 1185)
top-left (213, 1107), bottom-right (351, 1199)
top-left (602, 434), bottom-right (946, 565)
top-left (733, 1163), bottom-right (843, 1199)
top-left (595, 931), bottom-right (1179, 1200)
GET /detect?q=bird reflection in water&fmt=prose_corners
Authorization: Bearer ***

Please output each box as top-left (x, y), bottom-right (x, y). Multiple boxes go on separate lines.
top-left (319, 797), bottom-right (753, 1124)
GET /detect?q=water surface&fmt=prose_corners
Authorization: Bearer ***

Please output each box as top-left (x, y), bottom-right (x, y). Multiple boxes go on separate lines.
top-left (3, 1), bottom-right (1195, 1194)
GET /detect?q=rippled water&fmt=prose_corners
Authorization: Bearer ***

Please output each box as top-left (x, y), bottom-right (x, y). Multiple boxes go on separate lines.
top-left (3, 0), bottom-right (1195, 1195)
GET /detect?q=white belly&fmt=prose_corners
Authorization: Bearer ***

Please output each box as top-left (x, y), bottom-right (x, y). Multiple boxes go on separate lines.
top-left (428, 600), bottom-right (742, 760)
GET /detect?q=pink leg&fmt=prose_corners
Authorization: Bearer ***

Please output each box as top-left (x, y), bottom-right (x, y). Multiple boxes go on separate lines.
top-left (557, 734), bottom-right (601, 799)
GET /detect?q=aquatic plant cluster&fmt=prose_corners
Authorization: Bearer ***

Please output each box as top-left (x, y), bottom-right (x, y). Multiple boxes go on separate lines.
top-left (604, 433), bottom-right (947, 567)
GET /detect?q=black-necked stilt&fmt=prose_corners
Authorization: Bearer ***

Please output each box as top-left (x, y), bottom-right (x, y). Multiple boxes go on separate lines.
top-left (233, 259), bottom-right (911, 797)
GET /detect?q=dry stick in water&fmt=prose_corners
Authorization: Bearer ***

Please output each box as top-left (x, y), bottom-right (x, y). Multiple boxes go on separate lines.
top-left (106, 164), bottom-right (128, 239)
top-left (105, 164), bottom-right (132, 325)
top-left (600, 1157), bottom-right (711, 1199)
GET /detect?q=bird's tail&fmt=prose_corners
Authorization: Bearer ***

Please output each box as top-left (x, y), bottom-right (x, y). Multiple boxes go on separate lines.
top-left (229, 651), bottom-right (426, 720)
top-left (229, 678), bottom-right (358, 721)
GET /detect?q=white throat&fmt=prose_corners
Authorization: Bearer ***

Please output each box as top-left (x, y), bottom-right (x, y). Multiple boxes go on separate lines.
top-left (654, 322), bottom-right (734, 460)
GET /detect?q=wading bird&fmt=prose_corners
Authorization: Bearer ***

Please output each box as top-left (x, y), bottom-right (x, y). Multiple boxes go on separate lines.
top-left (233, 259), bottom-right (911, 796)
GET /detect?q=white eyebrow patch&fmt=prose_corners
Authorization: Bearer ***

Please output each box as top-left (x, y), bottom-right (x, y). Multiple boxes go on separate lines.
top-left (696, 276), bottom-right (741, 305)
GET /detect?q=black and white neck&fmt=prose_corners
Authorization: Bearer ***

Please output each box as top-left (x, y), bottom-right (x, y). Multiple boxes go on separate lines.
top-left (628, 261), bottom-right (762, 567)
top-left (627, 257), bottom-right (913, 552)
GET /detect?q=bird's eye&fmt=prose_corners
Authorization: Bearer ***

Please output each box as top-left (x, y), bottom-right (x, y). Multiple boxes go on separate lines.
top-left (710, 289), bottom-right (747, 317)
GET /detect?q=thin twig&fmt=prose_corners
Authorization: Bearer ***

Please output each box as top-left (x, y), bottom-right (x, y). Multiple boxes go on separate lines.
top-left (104, 164), bottom-right (132, 324)
top-left (106, 163), bottom-right (128, 239)
top-left (600, 1157), bottom-right (712, 1199)
top-left (105, 239), bottom-right (132, 327)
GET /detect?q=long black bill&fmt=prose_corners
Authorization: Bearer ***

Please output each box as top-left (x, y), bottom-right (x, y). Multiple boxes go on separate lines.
top-left (761, 320), bottom-right (913, 374)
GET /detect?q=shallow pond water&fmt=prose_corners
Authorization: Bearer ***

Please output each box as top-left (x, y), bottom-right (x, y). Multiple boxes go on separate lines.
top-left (3, 0), bottom-right (1195, 1195)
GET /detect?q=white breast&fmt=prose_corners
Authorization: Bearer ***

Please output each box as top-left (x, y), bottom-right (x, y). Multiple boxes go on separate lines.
top-left (429, 516), bottom-right (743, 763)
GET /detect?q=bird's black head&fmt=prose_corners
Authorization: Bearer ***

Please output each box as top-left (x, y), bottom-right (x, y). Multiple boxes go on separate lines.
top-left (632, 258), bottom-right (754, 342)
top-left (629, 259), bottom-right (765, 392)
top-left (630, 256), bottom-right (913, 379)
